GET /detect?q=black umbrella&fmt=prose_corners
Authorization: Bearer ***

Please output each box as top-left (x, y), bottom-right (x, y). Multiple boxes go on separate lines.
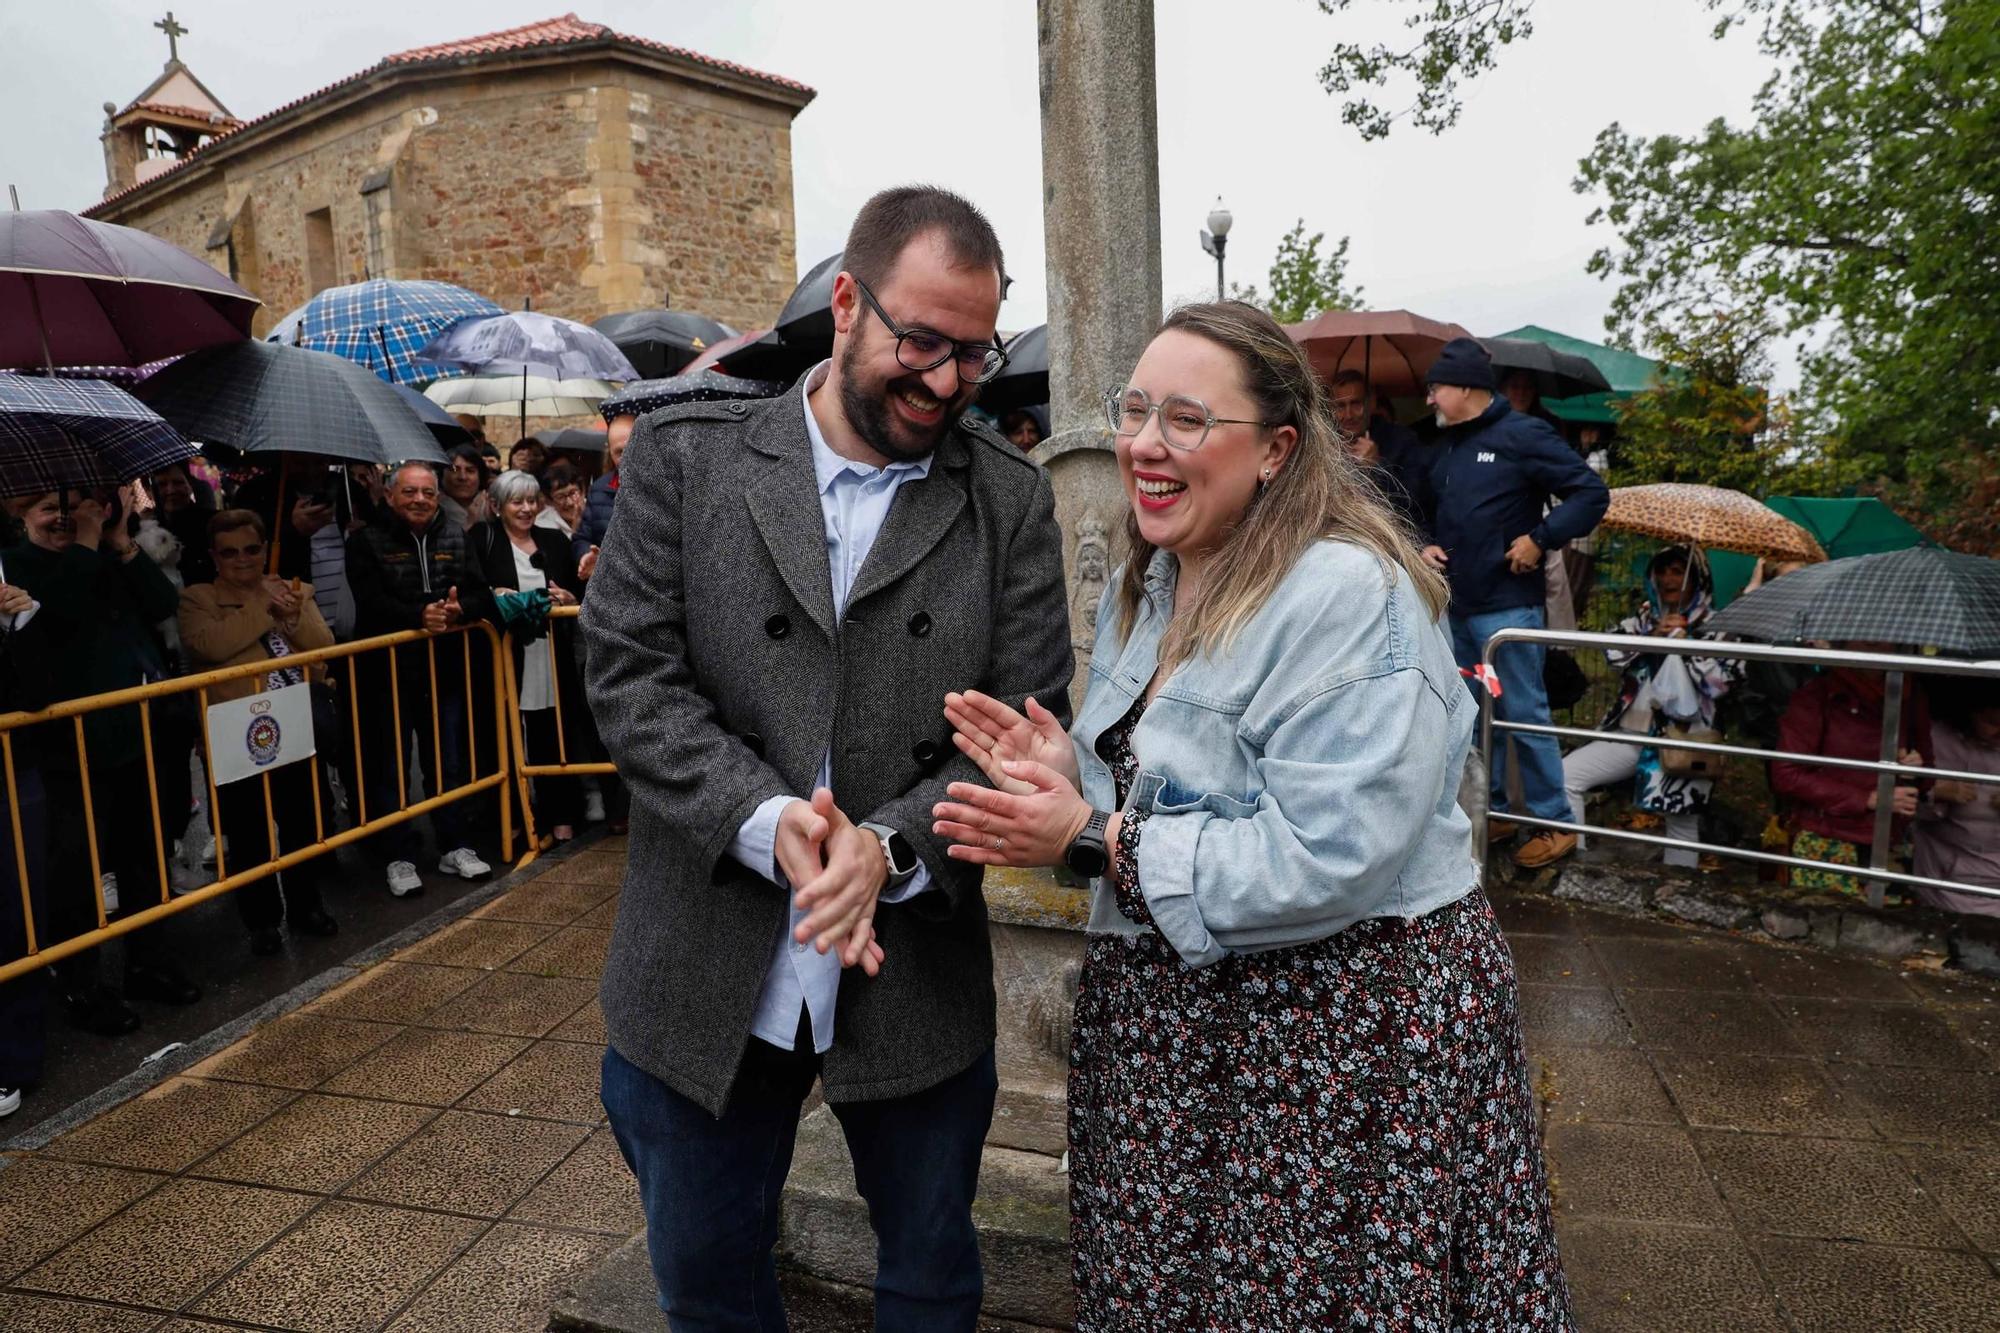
top-left (388, 380), bottom-right (472, 447)
top-left (593, 309), bottom-right (738, 379)
top-left (134, 340), bottom-right (446, 466)
top-left (530, 426), bottom-right (611, 452)
top-left (1482, 337), bottom-right (1612, 401)
top-left (601, 370), bottom-right (788, 419)
top-left (1705, 547), bottom-right (2000, 657)
top-left (979, 325), bottom-right (1048, 414)
top-left (773, 252), bottom-right (843, 353)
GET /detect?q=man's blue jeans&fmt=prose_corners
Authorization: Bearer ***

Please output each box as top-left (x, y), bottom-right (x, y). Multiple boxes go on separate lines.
top-left (1450, 604), bottom-right (1571, 822)
top-left (601, 1032), bottom-right (996, 1333)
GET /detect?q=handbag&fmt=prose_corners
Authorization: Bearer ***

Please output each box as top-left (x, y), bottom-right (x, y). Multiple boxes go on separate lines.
top-left (1659, 721), bottom-right (1725, 778)
top-left (1544, 649), bottom-right (1590, 712)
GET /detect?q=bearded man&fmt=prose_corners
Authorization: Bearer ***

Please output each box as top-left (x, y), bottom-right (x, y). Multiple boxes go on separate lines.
top-left (582, 185), bottom-right (1072, 1331)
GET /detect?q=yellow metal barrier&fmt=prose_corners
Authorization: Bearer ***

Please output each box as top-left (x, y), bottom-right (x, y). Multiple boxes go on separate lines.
top-left (0, 621), bottom-right (513, 985)
top-left (499, 604), bottom-right (615, 867)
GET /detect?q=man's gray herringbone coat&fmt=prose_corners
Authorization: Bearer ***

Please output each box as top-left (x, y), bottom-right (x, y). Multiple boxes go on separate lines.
top-left (581, 389), bottom-right (1073, 1116)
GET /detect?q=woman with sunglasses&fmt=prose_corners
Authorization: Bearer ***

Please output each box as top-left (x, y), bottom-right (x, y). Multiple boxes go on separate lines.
top-left (933, 303), bottom-right (1571, 1329)
top-left (178, 508), bottom-right (340, 955)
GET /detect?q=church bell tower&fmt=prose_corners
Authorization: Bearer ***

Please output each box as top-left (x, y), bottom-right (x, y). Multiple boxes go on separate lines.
top-left (101, 11), bottom-right (242, 197)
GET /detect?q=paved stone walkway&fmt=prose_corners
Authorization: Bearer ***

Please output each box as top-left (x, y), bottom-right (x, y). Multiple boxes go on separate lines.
top-left (0, 842), bottom-right (636, 1333)
top-left (3, 840), bottom-right (1998, 1330)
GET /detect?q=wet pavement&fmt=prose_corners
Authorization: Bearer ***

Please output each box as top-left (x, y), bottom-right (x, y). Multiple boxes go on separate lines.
top-left (1500, 890), bottom-right (2000, 1331)
top-left (3, 841), bottom-right (1999, 1330)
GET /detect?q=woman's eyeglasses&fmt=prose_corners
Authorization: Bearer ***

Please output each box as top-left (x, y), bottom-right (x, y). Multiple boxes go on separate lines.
top-left (1103, 388), bottom-right (1273, 452)
top-left (853, 277), bottom-right (1008, 385)
top-left (215, 542), bottom-right (266, 560)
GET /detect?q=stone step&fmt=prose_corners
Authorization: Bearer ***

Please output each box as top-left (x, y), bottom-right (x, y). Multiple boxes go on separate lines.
top-left (989, 1065), bottom-right (1067, 1157)
top-left (777, 1105), bottom-right (1075, 1330)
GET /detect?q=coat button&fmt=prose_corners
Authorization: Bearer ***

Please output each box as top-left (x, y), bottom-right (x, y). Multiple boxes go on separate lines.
top-left (912, 739), bottom-right (941, 767)
top-left (726, 402), bottom-right (747, 416)
top-left (742, 732), bottom-right (765, 757)
top-left (765, 614), bottom-right (790, 639)
top-left (907, 611), bottom-right (933, 638)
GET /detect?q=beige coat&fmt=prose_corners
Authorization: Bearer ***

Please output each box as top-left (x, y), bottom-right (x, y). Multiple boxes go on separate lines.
top-left (178, 580), bottom-right (334, 703)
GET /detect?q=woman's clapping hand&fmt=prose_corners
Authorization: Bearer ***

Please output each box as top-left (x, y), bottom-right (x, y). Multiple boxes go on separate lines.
top-left (944, 690), bottom-right (1079, 796)
top-left (933, 759), bottom-right (1095, 869)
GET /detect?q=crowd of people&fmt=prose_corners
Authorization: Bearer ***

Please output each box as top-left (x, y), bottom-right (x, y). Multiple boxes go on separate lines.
top-left (0, 419), bottom-right (640, 1119)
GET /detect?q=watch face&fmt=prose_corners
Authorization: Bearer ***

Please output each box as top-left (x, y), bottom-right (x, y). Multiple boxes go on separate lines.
top-left (882, 830), bottom-right (918, 876)
top-left (1064, 842), bottom-right (1110, 878)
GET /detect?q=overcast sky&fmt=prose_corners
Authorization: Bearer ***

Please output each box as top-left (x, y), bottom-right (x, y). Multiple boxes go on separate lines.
top-left (7, 0), bottom-right (1780, 371)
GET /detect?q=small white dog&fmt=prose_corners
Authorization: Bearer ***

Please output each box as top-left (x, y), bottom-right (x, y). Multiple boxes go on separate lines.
top-left (134, 515), bottom-right (185, 659)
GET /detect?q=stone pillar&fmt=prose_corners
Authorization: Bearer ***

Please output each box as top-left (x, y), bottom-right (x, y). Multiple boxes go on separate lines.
top-left (1036, 0), bottom-right (1161, 709)
top-left (1037, 0), bottom-right (1162, 438)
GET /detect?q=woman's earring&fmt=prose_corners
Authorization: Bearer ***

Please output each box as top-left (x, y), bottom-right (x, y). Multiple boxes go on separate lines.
top-left (1261, 468), bottom-right (1273, 480)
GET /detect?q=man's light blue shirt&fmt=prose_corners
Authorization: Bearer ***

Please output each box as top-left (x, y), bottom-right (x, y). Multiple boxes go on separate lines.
top-left (731, 362), bottom-right (935, 1053)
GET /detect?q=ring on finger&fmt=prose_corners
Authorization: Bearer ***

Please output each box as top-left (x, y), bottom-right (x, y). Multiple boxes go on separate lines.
top-left (991, 835), bottom-right (1005, 851)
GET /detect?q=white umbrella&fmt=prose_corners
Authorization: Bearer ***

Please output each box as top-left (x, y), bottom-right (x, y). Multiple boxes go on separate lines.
top-left (422, 373), bottom-right (619, 420)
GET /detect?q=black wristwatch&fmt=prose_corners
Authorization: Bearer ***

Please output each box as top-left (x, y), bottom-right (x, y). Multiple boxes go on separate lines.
top-left (1063, 809), bottom-right (1112, 878)
top-left (859, 822), bottom-right (920, 885)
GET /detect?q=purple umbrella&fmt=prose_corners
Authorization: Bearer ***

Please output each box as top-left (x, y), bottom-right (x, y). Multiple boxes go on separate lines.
top-left (0, 210), bottom-right (259, 371)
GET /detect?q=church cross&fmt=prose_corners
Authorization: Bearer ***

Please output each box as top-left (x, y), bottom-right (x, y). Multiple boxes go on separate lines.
top-left (155, 11), bottom-right (188, 62)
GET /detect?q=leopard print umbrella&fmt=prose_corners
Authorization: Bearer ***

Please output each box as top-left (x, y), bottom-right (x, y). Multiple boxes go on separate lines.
top-left (1603, 483), bottom-right (1827, 563)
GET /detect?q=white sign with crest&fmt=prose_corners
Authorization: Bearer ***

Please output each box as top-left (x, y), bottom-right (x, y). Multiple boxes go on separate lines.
top-left (206, 685), bottom-right (316, 785)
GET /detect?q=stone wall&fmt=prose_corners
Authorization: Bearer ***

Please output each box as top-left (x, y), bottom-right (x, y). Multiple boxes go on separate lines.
top-left (93, 56), bottom-right (803, 339)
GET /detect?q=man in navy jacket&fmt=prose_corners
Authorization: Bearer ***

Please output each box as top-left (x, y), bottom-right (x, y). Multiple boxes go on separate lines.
top-left (1420, 338), bottom-right (1609, 869)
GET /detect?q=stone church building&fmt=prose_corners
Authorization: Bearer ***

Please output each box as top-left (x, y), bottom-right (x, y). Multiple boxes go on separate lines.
top-left (87, 14), bottom-right (815, 338)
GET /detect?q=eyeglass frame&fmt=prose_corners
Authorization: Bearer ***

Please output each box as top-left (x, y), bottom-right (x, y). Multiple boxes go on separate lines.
top-left (851, 276), bottom-right (1010, 385)
top-left (1103, 387), bottom-right (1276, 452)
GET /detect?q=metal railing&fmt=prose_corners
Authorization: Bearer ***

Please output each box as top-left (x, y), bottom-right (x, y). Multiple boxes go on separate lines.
top-left (1477, 629), bottom-right (2000, 907)
top-left (0, 621), bottom-right (514, 984)
top-left (499, 604), bottom-right (616, 867)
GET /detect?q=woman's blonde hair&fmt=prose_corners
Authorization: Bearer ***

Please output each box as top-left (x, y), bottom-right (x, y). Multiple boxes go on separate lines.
top-left (1115, 301), bottom-right (1448, 669)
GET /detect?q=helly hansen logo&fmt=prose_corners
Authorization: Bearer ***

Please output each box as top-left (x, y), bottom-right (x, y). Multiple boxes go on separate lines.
top-left (1477, 451), bottom-right (1498, 463)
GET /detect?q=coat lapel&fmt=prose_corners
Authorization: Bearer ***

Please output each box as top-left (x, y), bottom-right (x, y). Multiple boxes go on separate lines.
top-left (744, 391), bottom-right (838, 641)
top-left (847, 432), bottom-right (969, 611)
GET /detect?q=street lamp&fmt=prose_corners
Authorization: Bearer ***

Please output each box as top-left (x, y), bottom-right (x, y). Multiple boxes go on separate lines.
top-left (1199, 198), bottom-right (1233, 301)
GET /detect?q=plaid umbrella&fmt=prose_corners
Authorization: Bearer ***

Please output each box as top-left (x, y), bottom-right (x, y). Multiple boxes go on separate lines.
top-left (0, 374), bottom-right (194, 496)
top-left (295, 279), bottom-right (504, 385)
top-left (1704, 546), bottom-right (2000, 656)
top-left (134, 340), bottom-right (445, 465)
top-left (600, 370), bottom-right (786, 419)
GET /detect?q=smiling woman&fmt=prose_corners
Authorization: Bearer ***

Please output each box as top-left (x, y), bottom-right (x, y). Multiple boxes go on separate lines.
top-left (935, 302), bottom-right (1574, 1329)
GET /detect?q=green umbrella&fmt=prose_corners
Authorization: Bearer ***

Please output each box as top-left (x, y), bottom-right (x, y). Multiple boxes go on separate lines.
top-left (1710, 497), bottom-right (1927, 607)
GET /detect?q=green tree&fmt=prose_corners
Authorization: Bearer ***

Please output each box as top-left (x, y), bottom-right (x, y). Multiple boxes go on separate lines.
top-left (1230, 219), bottom-right (1366, 322)
top-left (1607, 309), bottom-right (1858, 496)
top-left (1577, 0), bottom-right (1999, 514)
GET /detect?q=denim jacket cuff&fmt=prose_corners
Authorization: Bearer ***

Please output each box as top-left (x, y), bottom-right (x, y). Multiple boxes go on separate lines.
top-left (1129, 772), bottom-right (1227, 968)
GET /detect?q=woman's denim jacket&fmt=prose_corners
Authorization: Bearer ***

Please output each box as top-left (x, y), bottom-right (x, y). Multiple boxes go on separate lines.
top-left (1073, 540), bottom-right (1478, 967)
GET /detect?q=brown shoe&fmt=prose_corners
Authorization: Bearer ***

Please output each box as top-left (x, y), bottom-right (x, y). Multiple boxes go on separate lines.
top-left (1486, 818), bottom-right (1519, 844)
top-left (1513, 829), bottom-right (1578, 869)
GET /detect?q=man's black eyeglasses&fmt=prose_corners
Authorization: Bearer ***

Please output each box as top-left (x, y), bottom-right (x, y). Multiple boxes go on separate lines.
top-left (852, 277), bottom-right (1009, 385)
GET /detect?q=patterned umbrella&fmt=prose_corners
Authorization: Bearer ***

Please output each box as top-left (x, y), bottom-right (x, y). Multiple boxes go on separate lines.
top-left (0, 209), bottom-right (258, 370)
top-left (416, 310), bottom-right (639, 382)
top-left (294, 279), bottom-right (504, 385)
top-left (1704, 547), bottom-right (2000, 656)
top-left (600, 370), bottom-right (787, 419)
top-left (0, 374), bottom-right (194, 496)
top-left (134, 340), bottom-right (445, 465)
top-left (1603, 484), bottom-right (1828, 564)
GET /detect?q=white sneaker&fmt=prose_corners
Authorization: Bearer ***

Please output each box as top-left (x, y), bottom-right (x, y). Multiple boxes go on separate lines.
top-left (168, 860), bottom-right (206, 896)
top-left (196, 833), bottom-right (221, 868)
top-left (584, 789), bottom-right (607, 824)
top-left (438, 847), bottom-right (492, 880)
top-left (0, 1087), bottom-right (20, 1118)
top-left (386, 861), bottom-right (423, 897)
top-left (99, 872), bottom-right (120, 915)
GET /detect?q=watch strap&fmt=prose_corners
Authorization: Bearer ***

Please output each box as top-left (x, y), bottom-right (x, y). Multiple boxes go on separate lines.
top-left (859, 822), bottom-right (916, 883)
